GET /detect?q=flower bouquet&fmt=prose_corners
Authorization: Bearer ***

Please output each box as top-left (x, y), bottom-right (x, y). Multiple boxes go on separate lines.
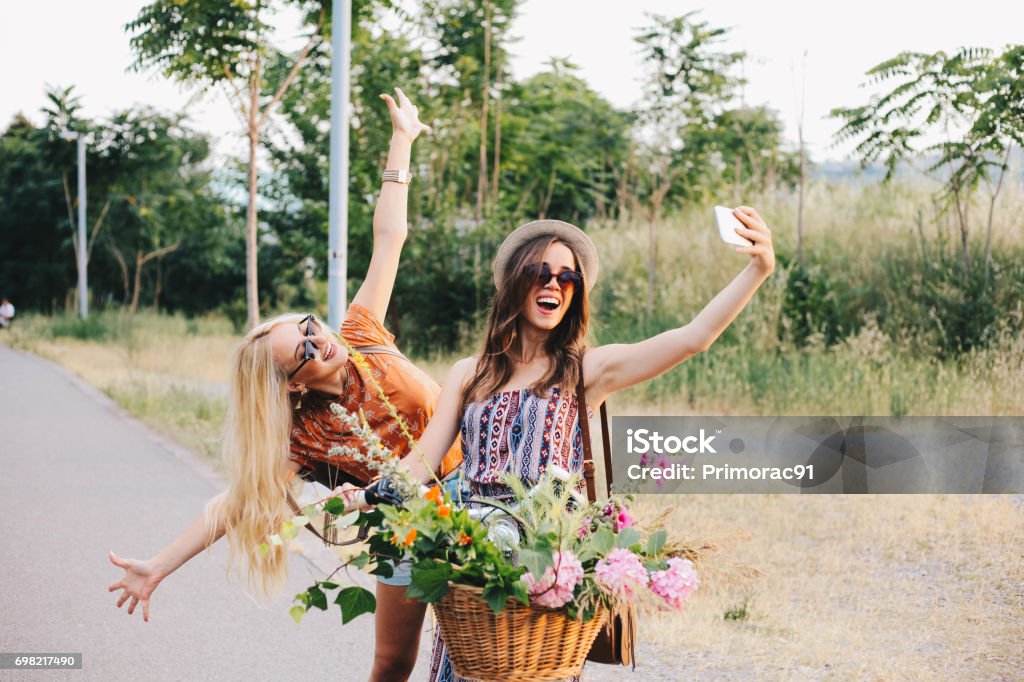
top-left (277, 404), bottom-right (701, 681)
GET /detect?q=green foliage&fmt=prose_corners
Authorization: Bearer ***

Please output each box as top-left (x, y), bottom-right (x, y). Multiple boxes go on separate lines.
top-left (779, 262), bottom-right (867, 348)
top-left (723, 597), bottom-right (751, 621)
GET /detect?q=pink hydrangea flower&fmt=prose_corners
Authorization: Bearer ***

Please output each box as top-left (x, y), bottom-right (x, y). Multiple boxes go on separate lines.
top-left (649, 557), bottom-right (700, 610)
top-left (524, 550), bottom-right (584, 609)
top-left (594, 548), bottom-right (649, 601)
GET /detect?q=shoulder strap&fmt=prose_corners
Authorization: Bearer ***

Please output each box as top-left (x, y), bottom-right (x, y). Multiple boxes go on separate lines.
top-left (576, 356), bottom-right (613, 502)
top-left (353, 344), bottom-right (407, 360)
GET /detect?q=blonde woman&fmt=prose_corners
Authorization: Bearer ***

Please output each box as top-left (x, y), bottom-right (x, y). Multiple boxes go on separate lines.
top-left (107, 88), bottom-right (460, 682)
top-left (347, 214), bottom-right (775, 681)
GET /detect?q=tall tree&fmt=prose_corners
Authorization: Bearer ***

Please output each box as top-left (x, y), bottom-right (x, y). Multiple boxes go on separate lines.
top-left (94, 109), bottom-right (215, 313)
top-left (628, 11), bottom-right (745, 317)
top-left (831, 45), bottom-right (1024, 283)
top-left (420, 0), bottom-right (519, 222)
top-left (127, 0), bottom-right (326, 328)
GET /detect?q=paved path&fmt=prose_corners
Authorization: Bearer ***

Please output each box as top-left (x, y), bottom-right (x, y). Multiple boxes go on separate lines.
top-left (0, 343), bottom-right (414, 681)
top-left (0, 343), bottom-right (677, 682)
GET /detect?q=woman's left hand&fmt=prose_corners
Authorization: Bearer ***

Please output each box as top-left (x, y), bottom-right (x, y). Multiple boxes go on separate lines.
top-left (380, 87), bottom-right (431, 143)
top-left (732, 206), bottom-right (775, 275)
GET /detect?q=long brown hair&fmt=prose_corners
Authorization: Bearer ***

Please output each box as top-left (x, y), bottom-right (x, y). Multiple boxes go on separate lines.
top-left (461, 235), bottom-right (590, 410)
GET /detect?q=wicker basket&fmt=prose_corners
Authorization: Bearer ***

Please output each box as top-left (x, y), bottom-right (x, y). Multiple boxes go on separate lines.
top-left (432, 582), bottom-right (607, 682)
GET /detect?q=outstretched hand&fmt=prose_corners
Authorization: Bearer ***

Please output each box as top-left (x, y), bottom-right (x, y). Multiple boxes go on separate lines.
top-left (381, 87), bottom-right (431, 143)
top-left (108, 551), bottom-right (163, 623)
top-left (731, 206), bottom-right (775, 275)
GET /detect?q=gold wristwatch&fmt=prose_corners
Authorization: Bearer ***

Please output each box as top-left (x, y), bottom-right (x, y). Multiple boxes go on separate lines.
top-left (381, 169), bottom-right (413, 184)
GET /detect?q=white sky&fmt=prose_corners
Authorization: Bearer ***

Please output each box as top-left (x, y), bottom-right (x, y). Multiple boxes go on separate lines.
top-left (2, 0), bottom-right (1021, 162)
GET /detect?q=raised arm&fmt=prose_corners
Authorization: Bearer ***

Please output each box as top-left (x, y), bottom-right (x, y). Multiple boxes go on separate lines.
top-left (585, 206), bottom-right (775, 405)
top-left (351, 87), bottom-right (432, 322)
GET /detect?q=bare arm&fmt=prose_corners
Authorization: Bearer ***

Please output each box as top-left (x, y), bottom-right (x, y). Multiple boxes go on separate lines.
top-left (399, 357), bottom-right (475, 484)
top-left (351, 87), bottom-right (431, 322)
top-left (586, 207), bottom-right (775, 405)
top-left (108, 459), bottom-right (303, 621)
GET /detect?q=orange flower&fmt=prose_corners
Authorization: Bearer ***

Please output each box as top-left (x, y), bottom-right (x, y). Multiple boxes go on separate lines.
top-left (391, 532), bottom-right (401, 545)
top-left (424, 486), bottom-right (443, 504)
top-left (437, 504), bottom-right (451, 518)
top-left (457, 532), bottom-right (473, 546)
top-left (402, 529), bottom-right (417, 547)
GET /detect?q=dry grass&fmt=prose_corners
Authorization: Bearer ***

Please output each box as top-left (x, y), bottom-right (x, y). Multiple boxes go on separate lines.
top-left (7, 179), bottom-right (1023, 680)
top-left (635, 494), bottom-right (1024, 680)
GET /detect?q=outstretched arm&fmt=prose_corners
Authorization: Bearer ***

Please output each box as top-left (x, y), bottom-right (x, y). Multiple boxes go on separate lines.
top-left (108, 461), bottom-right (303, 621)
top-left (585, 206), bottom-right (775, 405)
top-left (351, 87), bottom-right (432, 322)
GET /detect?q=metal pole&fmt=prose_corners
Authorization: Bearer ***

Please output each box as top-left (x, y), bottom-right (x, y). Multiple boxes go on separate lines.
top-left (77, 136), bottom-right (88, 319)
top-left (326, 0), bottom-right (351, 330)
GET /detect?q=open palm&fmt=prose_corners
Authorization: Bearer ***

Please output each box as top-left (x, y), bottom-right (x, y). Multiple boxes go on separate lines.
top-left (381, 87), bottom-right (431, 142)
top-left (108, 551), bottom-right (163, 622)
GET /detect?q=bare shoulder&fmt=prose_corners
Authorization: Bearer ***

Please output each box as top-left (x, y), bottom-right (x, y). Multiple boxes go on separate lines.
top-left (447, 355), bottom-right (480, 390)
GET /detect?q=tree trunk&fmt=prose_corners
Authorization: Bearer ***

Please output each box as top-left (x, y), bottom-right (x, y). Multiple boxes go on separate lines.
top-left (152, 257), bottom-right (163, 310)
top-left (491, 61), bottom-right (503, 210)
top-left (246, 76), bottom-right (261, 330)
top-left (476, 0), bottom-right (492, 224)
top-left (130, 251), bottom-right (144, 315)
top-left (107, 241), bottom-right (131, 304)
top-left (983, 144), bottom-right (1011, 282)
top-left (733, 155), bottom-right (741, 205)
top-left (647, 206), bottom-right (658, 319)
top-left (797, 141), bottom-right (805, 269)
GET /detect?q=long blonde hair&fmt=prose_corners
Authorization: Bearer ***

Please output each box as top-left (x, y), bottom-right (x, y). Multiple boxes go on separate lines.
top-left (205, 312), bottom-right (310, 600)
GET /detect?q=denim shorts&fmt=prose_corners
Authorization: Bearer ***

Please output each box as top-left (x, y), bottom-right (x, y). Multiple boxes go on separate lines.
top-left (377, 470), bottom-right (464, 587)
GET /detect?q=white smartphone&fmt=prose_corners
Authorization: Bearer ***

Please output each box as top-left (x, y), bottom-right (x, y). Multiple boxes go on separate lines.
top-left (715, 205), bottom-right (753, 247)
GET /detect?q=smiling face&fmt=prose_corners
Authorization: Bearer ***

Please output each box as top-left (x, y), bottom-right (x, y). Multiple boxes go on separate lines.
top-left (519, 241), bottom-right (579, 332)
top-left (268, 315), bottom-right (349, 390)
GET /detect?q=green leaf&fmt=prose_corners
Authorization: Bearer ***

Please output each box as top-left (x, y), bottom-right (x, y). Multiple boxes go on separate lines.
top-left (350, 553), bottom-right (371, 569)
top-left (512, 578), bottom-right (531, 606)
top-left (405, 561), bottom-right (452, 603)
top-left (481, 580), bottom-right (512, 614)
top-left (318, 581), bottom-right (339, 590)
top-left (289, 605), bottom-right (305, 624)
top-left (369, 561), bottom-right (394, 579)
top-left (519, 547), bottom-right (554, 579)
top-left (334, 587), bottom-right (376, 624)
top-left (333, 511), bottom-right (360, 527)
top-left (322, 497), bottom-right (346, 515)
top-left (591, 527), bottom-right (616, 554)
top-left (308, 586), bottom-right (328, 611)
top-left (615, 527), bottom-right (642, 549)
top-left (646, 529), bottom-right (668, 556)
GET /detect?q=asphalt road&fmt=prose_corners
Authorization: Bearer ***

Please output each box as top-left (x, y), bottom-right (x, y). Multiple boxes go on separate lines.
top-left (0, 342), bottom-right (429, 682)
top-left (0, 342), bottom-right (679, 682)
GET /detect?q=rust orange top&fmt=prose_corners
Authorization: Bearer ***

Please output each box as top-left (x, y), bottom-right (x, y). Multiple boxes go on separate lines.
top-left (288, 303), bottom-right (462, 484)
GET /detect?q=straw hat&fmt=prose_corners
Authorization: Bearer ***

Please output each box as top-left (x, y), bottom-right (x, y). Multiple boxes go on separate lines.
top-left (491, 220), bottom-right (599, 292)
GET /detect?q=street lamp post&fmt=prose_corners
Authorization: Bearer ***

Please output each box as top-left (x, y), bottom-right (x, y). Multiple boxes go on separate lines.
top-left (60, 131), bottom-right (88, 319)
top-left (326, 0), bottom-right (352, 330)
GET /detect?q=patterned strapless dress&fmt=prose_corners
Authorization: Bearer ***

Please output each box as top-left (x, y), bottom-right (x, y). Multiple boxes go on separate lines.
top-left (427, 385), bottom-right (590, 682)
